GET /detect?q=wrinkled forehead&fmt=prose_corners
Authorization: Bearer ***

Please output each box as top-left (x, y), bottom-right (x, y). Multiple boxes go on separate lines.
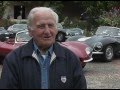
top-left (33, 12), bottom-right (56, 24)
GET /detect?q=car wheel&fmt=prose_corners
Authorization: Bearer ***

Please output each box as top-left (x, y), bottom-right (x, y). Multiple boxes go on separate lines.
top-left (103, 45), bottom-right (114, 62)
top-left (56, 32), bottom-right (66, 42)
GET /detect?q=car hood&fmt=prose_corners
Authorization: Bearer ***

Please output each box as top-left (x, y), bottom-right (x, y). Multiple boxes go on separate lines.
top-left (78, 35), bottom-right (110, 47)
top-left (61, 41), bottom-right (89, 61)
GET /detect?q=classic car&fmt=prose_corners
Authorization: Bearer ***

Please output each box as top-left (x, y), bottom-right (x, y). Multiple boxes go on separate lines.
top-left (0, 30), bottom-right (93, 68)
top-left (56, 28), bottom-right (84, 42)
top-left (7, 23), bottom-right (28, 38)
top-left (56, 23), bottom-right (84, 42)
top-left (66, 26), bottom-right (120, 62)
top-left (7, 23), bottom-right (84, 42)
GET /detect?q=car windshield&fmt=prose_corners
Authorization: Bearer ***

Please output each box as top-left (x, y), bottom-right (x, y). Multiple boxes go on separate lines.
top-left (67, 28), bottom-right (84, 34)
top-left (13, 24), bottom-right (27, 29)
top-left (0, 27), bottom-right (5, 30)
top-left (16, 31), bottom-right (31, 42)
top-left (95, 26), bottom-right (119, 36)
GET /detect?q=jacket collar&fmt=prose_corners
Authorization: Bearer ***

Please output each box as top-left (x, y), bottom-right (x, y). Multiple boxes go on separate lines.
top-left (21, 39), bottom-right (66, 59)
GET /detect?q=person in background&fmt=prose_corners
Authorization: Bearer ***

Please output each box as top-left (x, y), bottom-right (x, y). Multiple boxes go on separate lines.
top-left (0, 7), bottom-right (87, 89)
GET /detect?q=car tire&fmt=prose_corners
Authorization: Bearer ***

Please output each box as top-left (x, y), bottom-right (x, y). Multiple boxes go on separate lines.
top-left (56, 32), bottom-right (66, 42)
top-left (103, 45), bottom-right (114, 62)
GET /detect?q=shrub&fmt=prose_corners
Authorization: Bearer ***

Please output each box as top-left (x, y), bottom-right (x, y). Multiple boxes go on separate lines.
top-left (0, 19), bottom-right (27, 29)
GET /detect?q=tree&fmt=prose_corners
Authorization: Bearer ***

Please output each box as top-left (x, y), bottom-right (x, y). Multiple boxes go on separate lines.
top-left (0, 1), bottom-right (5, 19)
top-left (73, 1), bottom-right (120, 32)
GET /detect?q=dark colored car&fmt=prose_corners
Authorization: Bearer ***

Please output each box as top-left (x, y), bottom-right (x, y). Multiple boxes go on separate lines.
top-left (56, 28), bottom-right (84, 42)
top-left (0, 30), bottom-right (93, 68)
top-left (7, 23), bottom-right (84, 43)
top-left (7, 24), bottom-right (27, 38)
top-left (0, 27), bottom-right (10, 42)
top-left (67, 26), bottom-right (120, 62)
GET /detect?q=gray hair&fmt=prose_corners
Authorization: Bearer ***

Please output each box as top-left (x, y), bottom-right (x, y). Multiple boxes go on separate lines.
top-left (27, 7), bottom-right (59, 30)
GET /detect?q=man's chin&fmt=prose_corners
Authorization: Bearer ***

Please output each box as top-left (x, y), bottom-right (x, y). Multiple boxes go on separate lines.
top-left (42, 41), bottom-right (54, 46)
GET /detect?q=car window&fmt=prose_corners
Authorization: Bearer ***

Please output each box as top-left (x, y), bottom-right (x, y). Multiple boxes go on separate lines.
top-left (96, 26), bottom-right (120, 36)
top-left (16, 31), bottom-right (31, 42)
top-left (13, 24), bottom-right (27, 29)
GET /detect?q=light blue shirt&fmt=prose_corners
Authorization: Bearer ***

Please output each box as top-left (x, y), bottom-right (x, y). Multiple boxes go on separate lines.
top-left (33, 41), bottom-right (53, 89)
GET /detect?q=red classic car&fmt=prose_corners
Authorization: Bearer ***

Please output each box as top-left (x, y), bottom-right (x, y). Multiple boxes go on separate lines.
top-left (0, 30), bottom-right (93, 68)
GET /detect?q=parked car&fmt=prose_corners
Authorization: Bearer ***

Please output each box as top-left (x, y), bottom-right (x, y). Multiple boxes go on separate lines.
top-left (0, 30), bottom-right (93, 68)
top-left (0, 27), bottom-right (10, 41)
top-left (66, 35), bottom-right (86, 41)
top-left (56, 28), bottom-right (84, 42)
top-left (67, 26), bottom-right (120, 62)
top-left (7, 23), bottom-right (27, 38)
top-left (7, 23), bottom-right (84, 43)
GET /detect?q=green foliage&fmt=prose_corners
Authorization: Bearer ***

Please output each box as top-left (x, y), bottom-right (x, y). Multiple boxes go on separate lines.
top-left (0, 1), bottom-right (4, 19)
top-left (0, 1), bottom-right (119, 32)
top-left (96, 9), bottom-right (120, 28)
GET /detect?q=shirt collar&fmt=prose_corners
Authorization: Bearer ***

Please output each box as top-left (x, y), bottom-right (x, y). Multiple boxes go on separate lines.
top-left (33, 41), bottom-right (53, 56)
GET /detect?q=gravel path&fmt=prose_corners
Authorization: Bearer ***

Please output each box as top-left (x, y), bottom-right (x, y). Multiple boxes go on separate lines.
top-left (0, 58), bottom-right (120, 89)
top-left (84, 58), bottom-right (120, 89)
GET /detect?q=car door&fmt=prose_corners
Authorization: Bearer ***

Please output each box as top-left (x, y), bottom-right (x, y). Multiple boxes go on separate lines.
top-left (115, 29), bottom-right (120, 53)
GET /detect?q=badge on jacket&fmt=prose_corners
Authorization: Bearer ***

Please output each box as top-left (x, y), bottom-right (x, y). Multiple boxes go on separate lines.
top-left (61, 76), bottom-right (67, 83)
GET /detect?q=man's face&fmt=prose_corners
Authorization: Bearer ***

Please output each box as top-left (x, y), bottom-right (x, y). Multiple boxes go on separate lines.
top-left (29, 12), bottom-right (58, 49)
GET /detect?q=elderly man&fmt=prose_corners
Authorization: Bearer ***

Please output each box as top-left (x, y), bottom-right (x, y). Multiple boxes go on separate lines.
top-left (0, 7), bottom-right (87, 89)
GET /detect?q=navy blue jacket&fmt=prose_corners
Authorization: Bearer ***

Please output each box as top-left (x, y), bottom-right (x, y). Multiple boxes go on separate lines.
top-left (0, 39), bottom-right (87, 89)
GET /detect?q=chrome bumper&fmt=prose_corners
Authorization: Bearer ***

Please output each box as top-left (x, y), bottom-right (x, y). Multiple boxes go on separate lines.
top-left (83, 57), bottom-right (93, 62)
top-left (92, 52), bottom-right (103, 54)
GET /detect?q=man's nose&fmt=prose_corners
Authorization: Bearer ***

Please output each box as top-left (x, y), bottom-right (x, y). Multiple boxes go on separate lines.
top-left (44, 25), bottom-right (51, 33)
top-left (44, 25), bottom-right (50, 30)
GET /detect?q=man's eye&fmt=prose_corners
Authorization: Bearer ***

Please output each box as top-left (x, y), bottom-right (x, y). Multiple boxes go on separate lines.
top-left (36, 24), bottom-right (55, 29)
top-left (37, 25), bottom-right (45, 29)
top-left (48, 24), bottom-right (55, 28)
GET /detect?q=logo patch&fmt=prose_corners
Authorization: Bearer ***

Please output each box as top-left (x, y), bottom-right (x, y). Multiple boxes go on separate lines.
top-left (61, 76), bottom-right (67, 83)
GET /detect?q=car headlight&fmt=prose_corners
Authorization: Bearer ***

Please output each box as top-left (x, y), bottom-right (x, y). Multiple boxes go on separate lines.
top-left (5, 33), bottom-right (9, 35)
top-left (85, 47), bottom-right (93, 55)
top-left (5, 37), bottom-right (9, 39)
top-left (66, 32), bottom-right (69, 35)
top-left (66, 32), bottom-right (71, 36)
top-left (93, 42), bottom-right (103, 52)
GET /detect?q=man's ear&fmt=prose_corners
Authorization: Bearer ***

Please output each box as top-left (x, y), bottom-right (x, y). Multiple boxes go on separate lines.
top-left (28, 30), bottom-right (32, 37)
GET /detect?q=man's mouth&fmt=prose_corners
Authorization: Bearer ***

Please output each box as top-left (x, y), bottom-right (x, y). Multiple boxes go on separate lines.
top-left (43, 36), bottom-right (52, 39)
